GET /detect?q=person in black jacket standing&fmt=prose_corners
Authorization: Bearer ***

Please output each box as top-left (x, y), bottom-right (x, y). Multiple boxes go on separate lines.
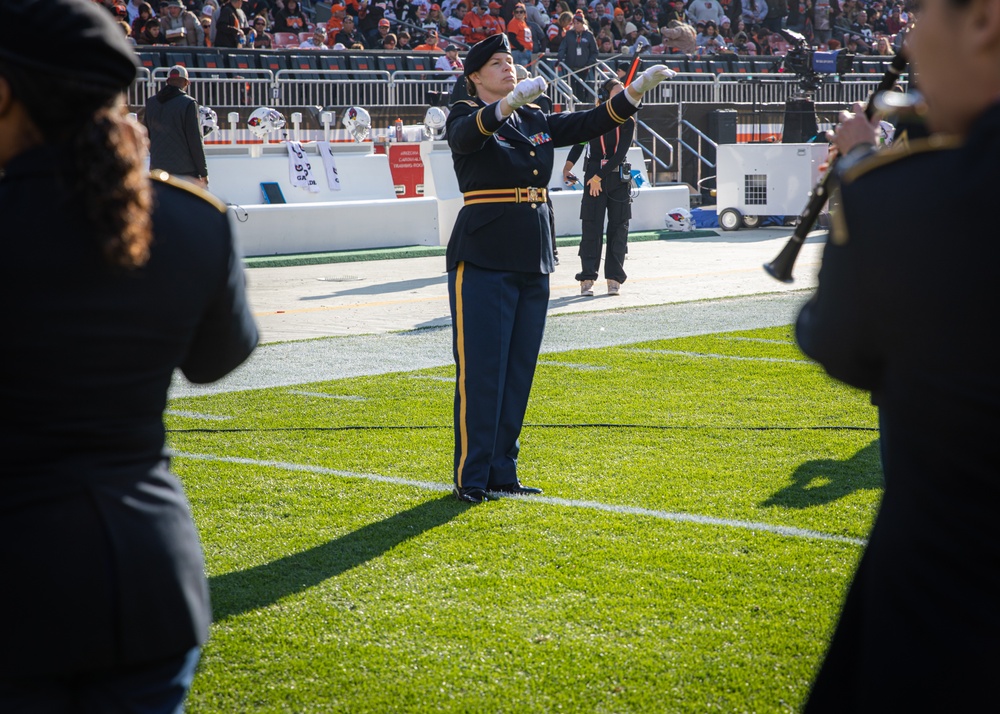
top-left (556, 10), bottom-right (598, 100)
top-left (563, 77), bottom-right (635, 296)
top-left (796, 0), bottom-right (1000, 709)
top-left (144, 64), bottom-right (208, 186)
top-left (214, 0), bottom-right (249, 47)
top-left (0, 0), bottom-right (258, 709)
top-left (446, 33), bottom-right (673, 503)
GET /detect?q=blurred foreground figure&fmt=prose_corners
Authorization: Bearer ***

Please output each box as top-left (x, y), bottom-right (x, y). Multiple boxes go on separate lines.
top-left (795, 0), bottom-right (1000, 710)
top-left (0, 1), bottom-right (258, 711)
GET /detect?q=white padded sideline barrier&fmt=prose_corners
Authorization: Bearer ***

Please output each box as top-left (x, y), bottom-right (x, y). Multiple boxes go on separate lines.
top-left (204, 141), bottom-right (690, 257)
top-left (205, 143), bottom-right (440, 256)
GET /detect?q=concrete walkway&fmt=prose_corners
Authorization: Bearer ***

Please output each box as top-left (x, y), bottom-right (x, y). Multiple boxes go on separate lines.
top-left (170, 227), bottom-right (825, 397)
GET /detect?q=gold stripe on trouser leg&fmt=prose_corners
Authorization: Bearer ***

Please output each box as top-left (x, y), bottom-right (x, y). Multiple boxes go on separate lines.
top-left (455, 262), bottom-right (469, 488)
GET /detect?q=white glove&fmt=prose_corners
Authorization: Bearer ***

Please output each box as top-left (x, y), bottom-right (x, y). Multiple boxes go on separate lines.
top-left (628, 65), bottom-right (677, 95)
top-left (505, 76), bottom-right (548, 110)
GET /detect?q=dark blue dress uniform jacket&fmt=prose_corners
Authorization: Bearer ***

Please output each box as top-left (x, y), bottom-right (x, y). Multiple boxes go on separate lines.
top-left (0, 147), bottom-right (258, 678)
top-left (445, 89), bottom-right (640, 274)
top-left (796, 103), bottom-right (1000, 713)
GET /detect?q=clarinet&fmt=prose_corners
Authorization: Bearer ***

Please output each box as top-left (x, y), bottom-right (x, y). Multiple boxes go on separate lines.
top-left (763, 51), bottom-right (908, 283)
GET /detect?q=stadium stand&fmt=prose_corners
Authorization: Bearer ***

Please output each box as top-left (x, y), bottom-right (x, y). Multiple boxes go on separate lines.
top-left (259, 54), bottom-right (289, 72)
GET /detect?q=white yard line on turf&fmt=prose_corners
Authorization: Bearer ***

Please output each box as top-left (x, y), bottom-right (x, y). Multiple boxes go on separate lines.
top-left (165, 410), bottom-right (233, 421)
top-left (173, 451), bottom-right (867, 547)
top-left (286, 391), bottom-right (368, 401)
top-left (624, 349), bottom-right (812, 364)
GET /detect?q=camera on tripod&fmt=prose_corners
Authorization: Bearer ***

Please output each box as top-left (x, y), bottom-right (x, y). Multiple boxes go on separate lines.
top-left (778, 29), bottom-right (854, 92)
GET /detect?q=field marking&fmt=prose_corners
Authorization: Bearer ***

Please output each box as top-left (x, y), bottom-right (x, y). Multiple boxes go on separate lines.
top-left (174, 452), bottom-right (866, 547)
top-left (537, 361), bottom-right (608, 371)
top-left (176, 451), bottom-right (453, 492)
top-left (722, 337), bottom-right (796, 345)
top-left (625, 348), bottom-right (812, 365)
top-left (287, 390), bottom-right (367, 401)
top-left (165, 410), bottom-right (232, 421)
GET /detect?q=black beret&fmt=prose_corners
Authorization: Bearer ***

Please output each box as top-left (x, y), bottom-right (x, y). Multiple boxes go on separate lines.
top-left (463, 33), bottom-right (511, 76)
top-left (0, 0), bottom-right (138, 97)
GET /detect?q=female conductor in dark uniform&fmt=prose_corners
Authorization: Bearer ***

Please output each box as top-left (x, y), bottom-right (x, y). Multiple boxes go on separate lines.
top-left (562, 77), bottom-right (636, 297)
top-left (0, 0), bottom-right (258, 710)
top-left (446, 33), bottom-right (673, 503)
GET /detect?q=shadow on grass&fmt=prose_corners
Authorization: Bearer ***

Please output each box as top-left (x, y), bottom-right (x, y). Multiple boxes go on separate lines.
top-left (762, 439), bottom-right (883, 509)
top-left (210, 495), bottom-right (466, 621)
top-left (300, 275), bottom-right (447, 301)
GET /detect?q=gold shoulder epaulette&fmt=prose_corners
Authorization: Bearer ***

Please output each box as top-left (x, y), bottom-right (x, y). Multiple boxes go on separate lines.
top-left (456, 99), bottom-right (479, 108)
top-left (843, 134), bottom-right (963, 185)
top-left (150, 170), bottom-right (227, 213)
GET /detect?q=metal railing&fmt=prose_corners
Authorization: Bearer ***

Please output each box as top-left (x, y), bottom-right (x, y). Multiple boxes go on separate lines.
top-left (388, 71), bottom-right (461, 106)
top-left (136, 66), bottom-right (903, 112)
top-left (534, 61), bottom-right (579, 112)
top-left (150, 67), bottom-right (275, 109)
top-left (634, 118), bottom-right (676, 186)
top-left (676, 115), bottom-right (718, 194)
top-left (274, 69), bottom-right (392, 107)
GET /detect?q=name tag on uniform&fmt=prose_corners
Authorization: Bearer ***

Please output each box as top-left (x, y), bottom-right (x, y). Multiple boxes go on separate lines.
top-left (527, 132), bottom-right (551, 146)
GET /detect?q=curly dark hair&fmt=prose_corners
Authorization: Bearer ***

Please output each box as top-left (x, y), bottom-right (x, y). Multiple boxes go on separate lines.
top-left (0, 62), bottom-right (153, 271)
top-left (72, 106), bottom-right (154, 270)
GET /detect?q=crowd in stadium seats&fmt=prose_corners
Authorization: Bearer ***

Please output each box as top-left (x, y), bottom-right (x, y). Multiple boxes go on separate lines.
top-left (99, 0), bottom-right (915, 61)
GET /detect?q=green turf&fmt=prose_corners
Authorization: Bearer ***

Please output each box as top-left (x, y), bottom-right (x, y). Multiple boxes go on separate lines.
top-left (167, 324), bottom-right (880, 712)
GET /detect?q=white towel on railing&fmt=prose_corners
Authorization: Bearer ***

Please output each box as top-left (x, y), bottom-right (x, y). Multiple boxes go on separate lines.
top-left (317, 141), bottom-right (342, 191)
top-left (287, 141), bottom-right (319, 193)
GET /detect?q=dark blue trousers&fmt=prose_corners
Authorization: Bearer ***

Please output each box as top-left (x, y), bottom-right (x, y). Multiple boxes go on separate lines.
top-left (449, 262), bottom-right (549, 491)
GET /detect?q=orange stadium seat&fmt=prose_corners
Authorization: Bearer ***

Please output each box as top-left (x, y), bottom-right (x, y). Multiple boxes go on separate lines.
top-left (259, 54), bottom-right (289, 72)
top-left (272, 32), bottom-right (300, 48)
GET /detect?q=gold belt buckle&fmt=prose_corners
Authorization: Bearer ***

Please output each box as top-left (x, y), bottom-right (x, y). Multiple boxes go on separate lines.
top-left (525, 187), bottom-right (542, 203)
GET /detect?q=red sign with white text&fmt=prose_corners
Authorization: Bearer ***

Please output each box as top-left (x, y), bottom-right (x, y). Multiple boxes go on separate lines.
top-left (388, 144), bottom-right (424, 198)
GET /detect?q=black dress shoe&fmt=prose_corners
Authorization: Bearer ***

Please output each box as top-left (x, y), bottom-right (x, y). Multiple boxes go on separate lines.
top-left (488, 481), bottom-right (543, 495)
top-left (453, 486), bottom-right (491, 504)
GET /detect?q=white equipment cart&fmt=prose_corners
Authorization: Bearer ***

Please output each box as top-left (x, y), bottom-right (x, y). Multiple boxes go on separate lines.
top-left (715, 143), bottom-right (830, 231)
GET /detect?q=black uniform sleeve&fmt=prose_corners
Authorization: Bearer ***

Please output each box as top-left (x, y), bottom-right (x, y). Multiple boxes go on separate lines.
top-left (546, 89), bottom-right (639, 148)
top-left (566, 142), bottom-right (585, 165)
top-left (795, 183), bottom-right (882, 392)
top-left (180, 222), bottom-right (259, 383)
top-left (447, 99), bottom-right (509, 155)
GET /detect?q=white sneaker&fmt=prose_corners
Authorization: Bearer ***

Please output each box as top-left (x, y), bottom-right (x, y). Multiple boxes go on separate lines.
top-left (580, 280), bottom-right (595, 296)
top-left (607, 280), bottom-right (621, 296)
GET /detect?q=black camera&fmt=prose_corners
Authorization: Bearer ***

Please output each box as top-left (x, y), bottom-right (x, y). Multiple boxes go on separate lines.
top-left (778, 29), bottom-right (854, 92)
top-left (619, 161), bottom-right (631, 182)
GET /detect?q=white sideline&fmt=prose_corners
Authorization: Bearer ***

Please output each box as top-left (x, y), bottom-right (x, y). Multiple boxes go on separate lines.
top-left (625, 348), bottom-right (813, 364)
top-left (173, 451), bottom-right (867, 547)
top-left (165, 410), bottom-right (232, 422)
top-left (286, 390), bottom-right (368, 401)
top-left (537, 361), bottom-right (608, 371)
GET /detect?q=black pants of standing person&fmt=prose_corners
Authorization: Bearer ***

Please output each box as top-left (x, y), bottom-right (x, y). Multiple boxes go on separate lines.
top-left (575, 181), bottom-right (630, 283)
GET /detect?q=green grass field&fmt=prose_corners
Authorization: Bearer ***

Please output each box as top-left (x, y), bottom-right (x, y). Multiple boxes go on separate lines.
top-left (166, 324), bottom-right (881, 713)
